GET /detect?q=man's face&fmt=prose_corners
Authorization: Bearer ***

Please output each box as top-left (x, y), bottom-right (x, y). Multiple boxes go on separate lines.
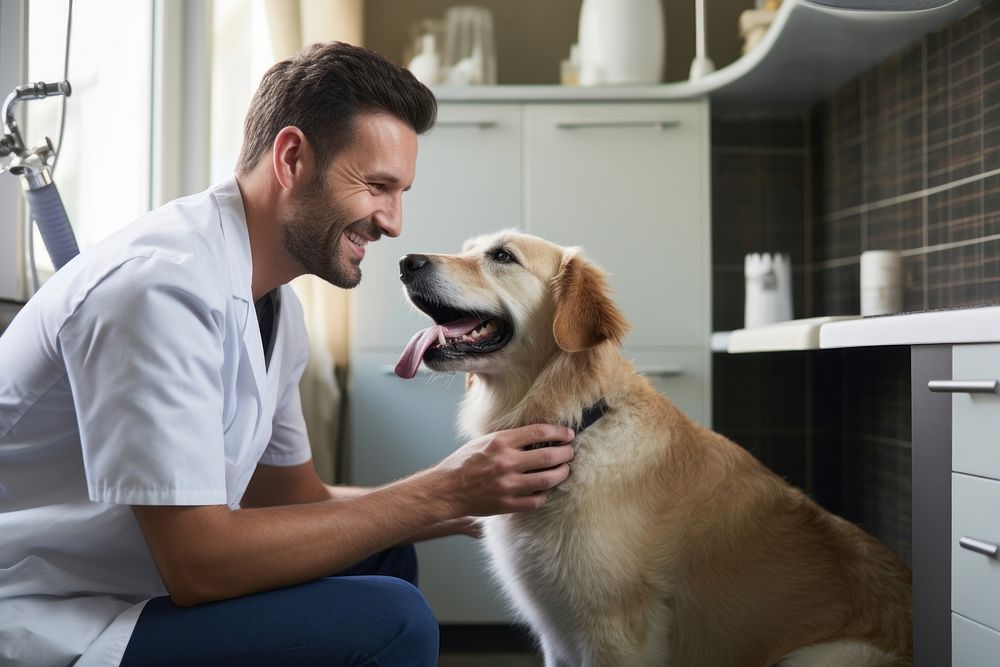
top-left (283, 111), bottom-right (418, 288)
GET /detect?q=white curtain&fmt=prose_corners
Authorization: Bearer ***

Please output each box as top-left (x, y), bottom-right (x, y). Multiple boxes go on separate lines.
top-left (264, 0), bottom-right (363, 483)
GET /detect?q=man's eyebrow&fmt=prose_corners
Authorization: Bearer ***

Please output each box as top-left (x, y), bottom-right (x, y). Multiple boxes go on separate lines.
top-left (368, 172), bottom-right (412, 192)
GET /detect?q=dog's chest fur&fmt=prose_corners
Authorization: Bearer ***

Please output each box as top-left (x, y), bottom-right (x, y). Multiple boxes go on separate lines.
top-left (479, 410), bottom-right (674, 661)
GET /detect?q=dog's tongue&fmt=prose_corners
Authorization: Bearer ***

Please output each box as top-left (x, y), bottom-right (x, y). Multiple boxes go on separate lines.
top-left (395, 318), bottom-right (482, 379)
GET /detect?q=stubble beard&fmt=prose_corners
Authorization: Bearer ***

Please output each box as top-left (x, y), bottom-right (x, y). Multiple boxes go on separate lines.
top-left (283, 176), bottom-right (362, 289)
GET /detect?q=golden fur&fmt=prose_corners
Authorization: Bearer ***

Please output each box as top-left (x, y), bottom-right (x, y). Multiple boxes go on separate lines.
top-left (404, 231), bottom-right (912, 666)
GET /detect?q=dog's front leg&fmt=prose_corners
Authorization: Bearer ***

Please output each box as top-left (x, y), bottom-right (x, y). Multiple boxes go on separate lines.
top-left (540, 638), bottom-right (573, 667)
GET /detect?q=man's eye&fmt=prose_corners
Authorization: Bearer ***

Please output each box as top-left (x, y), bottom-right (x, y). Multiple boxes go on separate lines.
top-left (369, 183), bottom-right (387, 193)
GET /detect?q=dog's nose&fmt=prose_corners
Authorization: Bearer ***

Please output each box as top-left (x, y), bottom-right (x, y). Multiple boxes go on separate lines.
top-left (399, 254), bottom-right (430, 283)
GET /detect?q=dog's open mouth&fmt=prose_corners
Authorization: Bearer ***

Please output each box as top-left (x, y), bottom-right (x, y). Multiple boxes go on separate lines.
top-left (394, 293), bottom-right (513, 379)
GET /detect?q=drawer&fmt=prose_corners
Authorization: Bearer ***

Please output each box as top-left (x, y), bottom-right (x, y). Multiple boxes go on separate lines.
top-left (952, 473), bottom-right (1000, 632)
top-left (953, 613), bottom-right (1000, 666)
top-left (950, 344), bottom-right (1000, 479)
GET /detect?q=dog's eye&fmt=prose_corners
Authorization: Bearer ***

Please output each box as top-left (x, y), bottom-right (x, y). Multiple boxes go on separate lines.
top-left (488, 248), bottom-right (516, 264)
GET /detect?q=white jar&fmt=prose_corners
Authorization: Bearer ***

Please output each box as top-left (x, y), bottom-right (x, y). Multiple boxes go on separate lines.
top-left (577, 0), bottom-right (665, 85)
top-left (860, 250), bottom-right (903, 316)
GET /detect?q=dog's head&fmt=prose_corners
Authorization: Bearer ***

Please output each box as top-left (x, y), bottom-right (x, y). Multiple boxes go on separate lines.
top-left (394, 230), bottom-right (628, 379)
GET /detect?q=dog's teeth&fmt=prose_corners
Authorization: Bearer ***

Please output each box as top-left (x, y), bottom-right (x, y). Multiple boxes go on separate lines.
top-left (438, 330), bottom-right (447, 347)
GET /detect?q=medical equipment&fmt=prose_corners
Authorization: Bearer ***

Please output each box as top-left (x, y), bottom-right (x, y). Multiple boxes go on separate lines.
top-left (1, 80), bottom-right (78, 275)
top-left (1, 0), bottom-right (77, 295)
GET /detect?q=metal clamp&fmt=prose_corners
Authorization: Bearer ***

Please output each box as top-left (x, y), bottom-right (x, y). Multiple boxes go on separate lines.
top-left (928, 380), bottom-right (1000, 394)
top-left (959, 536), bottom-right (1000, 558)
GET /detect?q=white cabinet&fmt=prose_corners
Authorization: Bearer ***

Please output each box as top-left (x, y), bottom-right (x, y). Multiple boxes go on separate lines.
top-left (348, 95), bottom-right (711, 623)
top-left (953, 614), bottom-right (1000, 666)
top-left (523, 102), bottom-right (709, 349)
top-left (946, 344), bottom-right (1000, 657)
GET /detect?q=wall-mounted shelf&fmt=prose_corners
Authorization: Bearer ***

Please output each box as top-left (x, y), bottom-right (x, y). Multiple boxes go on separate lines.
top-left (433, 0), bottom-right (980, 111)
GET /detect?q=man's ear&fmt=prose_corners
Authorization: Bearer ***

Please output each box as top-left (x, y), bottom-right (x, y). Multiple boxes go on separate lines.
top-left (551, 250), bottom-right (629, 353)
top-left (271, 126), bottom-right (313, 190)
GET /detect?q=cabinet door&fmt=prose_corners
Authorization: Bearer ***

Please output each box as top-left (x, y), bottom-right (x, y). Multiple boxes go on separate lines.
top-left (628, 348), bottom-right (707, 426)
top-left (352, 104), bottom-right (523, 350)
top-left (951, 473), bottom-right (1000, 634)
top-left (952, 343), bottom-right (1000, 479)
top-left (953, 613), bottom-right (1000, 666)
top-left (523, 102), bottom-right (709, 348)
top-left (348, 350), bottom-right (513, 622)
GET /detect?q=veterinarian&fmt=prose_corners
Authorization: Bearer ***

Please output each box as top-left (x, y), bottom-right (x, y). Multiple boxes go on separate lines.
top-left (0, 42), bottom-right (575, 666)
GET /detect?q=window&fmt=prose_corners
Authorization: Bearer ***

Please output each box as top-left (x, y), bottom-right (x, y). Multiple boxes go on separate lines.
top-left (26, 0), bottom-right (154, 262)
top-left (210, 0), bottom-right (273, 183)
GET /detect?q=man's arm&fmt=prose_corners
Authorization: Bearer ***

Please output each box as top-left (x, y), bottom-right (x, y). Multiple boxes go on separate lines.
top-left (240, 461), bottom-right (366, 507)
top-left (132, 424), bottom-right (574, 607)
top-left (241, 460), bottom-right (476, 540)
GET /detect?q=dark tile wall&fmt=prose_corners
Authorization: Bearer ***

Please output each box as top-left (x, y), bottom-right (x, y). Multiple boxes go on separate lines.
top-left (814, 0), bottom-right (1000, 314)
top-left (712, 0), bottom-right (1000, 567)
top-left (711, 117), bottom-right (811, 332)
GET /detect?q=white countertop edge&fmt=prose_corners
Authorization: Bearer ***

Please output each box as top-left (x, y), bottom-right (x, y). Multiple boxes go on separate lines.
top-left (819, 306), bottom-right (1000, 348)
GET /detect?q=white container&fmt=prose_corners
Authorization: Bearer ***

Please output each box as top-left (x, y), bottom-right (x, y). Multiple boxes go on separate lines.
top-left (744, 252), bottom-right (793, 329)
top-left (577, 0), bottom-right (665, 85)
top-left (860, 249), bottom-right (903, 316)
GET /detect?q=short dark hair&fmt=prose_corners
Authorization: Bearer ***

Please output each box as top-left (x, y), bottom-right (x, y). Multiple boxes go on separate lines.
top-left (236, 41), bottom-right (437, 175)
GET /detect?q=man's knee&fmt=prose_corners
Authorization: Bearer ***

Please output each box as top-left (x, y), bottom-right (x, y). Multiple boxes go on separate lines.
top-left (376, 577), bottom-right (438, 662)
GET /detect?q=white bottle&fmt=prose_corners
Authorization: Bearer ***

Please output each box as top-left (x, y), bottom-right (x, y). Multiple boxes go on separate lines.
top-left (407, 34), bottom-right (440, 86)
top-left (578, 0), bottom-right (665, 85)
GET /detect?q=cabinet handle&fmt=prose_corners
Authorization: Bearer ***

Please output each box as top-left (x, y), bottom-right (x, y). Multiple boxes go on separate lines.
top-left (555, 120), bottom-right (680, 130)
top-left (959, 536), bottom-right (1000, 558)
top-left (637, 366), bottom-right (683, 378)
top-left (435, 120), bottom-right (498, 129)
top-left (927, 380), bottom-right (999, 394)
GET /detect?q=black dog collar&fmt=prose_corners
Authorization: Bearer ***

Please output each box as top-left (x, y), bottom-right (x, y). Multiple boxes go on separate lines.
top-left (526, 398), bottom-right (609, 450)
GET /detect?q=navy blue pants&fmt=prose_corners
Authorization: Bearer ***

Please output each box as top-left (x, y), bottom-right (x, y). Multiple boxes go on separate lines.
top-left (120, 545), bottom-right (437, 666)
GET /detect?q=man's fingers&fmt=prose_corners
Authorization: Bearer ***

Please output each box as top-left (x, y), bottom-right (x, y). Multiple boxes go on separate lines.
top-left (517, 443), bottom-right (575, 472)
top-left (512, 463), bottom-right (571, 495)
top-left (506, 424), bottom-right (575, 449)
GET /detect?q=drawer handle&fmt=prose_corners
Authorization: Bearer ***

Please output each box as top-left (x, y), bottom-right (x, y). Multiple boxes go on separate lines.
top-left (928, 380), bottom-right (999, 394)
top-left (435, 120), bottom-right (498, 129)
top-left (959, 536), bottom-right (1000, 558)
top-left (637, 366), bottom-right (684, 378)
top-left (555, 120), bottom-right (680, 130)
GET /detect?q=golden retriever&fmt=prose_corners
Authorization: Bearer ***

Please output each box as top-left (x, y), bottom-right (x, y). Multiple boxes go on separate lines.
top-left (394, 230), bottom-right (912, 666)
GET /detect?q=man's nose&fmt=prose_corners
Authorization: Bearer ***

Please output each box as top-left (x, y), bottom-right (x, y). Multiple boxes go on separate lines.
top-left (399, 254), bottom-right (430, 284)
top-left (374, 198), bottom-right (403, 239)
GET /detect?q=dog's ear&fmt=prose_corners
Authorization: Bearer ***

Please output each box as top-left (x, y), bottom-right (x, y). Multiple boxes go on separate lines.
top-left (551, 250), bottom-right (629, 353)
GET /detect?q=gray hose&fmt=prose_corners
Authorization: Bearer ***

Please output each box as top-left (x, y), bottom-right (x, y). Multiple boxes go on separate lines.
top-left (24, 181), bottom-right (79, 269)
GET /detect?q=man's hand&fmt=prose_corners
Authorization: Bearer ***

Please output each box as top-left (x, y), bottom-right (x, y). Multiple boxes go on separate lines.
top-left (404, 516), bottom-right (483, 543)
top-left (432, 424), bottom-right (576, 518)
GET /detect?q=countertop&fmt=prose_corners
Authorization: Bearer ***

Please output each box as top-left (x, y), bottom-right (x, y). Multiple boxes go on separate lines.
top-left (715, 305), bottom-right (1000, 352)
top-left (820, 305), bottom-right (1000, 348)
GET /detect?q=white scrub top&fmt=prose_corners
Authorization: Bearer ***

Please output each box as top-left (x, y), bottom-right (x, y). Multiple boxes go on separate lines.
top-left (0, 176), bottom-right (312, 666)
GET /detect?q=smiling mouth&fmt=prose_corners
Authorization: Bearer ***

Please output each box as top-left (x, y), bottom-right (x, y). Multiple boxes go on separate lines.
top-left (410, 293), bottom-right (513, 357)
top-left (345, 230), bottom-right (369, 248)
top-left (394, 291), bottom-right (515, 378)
